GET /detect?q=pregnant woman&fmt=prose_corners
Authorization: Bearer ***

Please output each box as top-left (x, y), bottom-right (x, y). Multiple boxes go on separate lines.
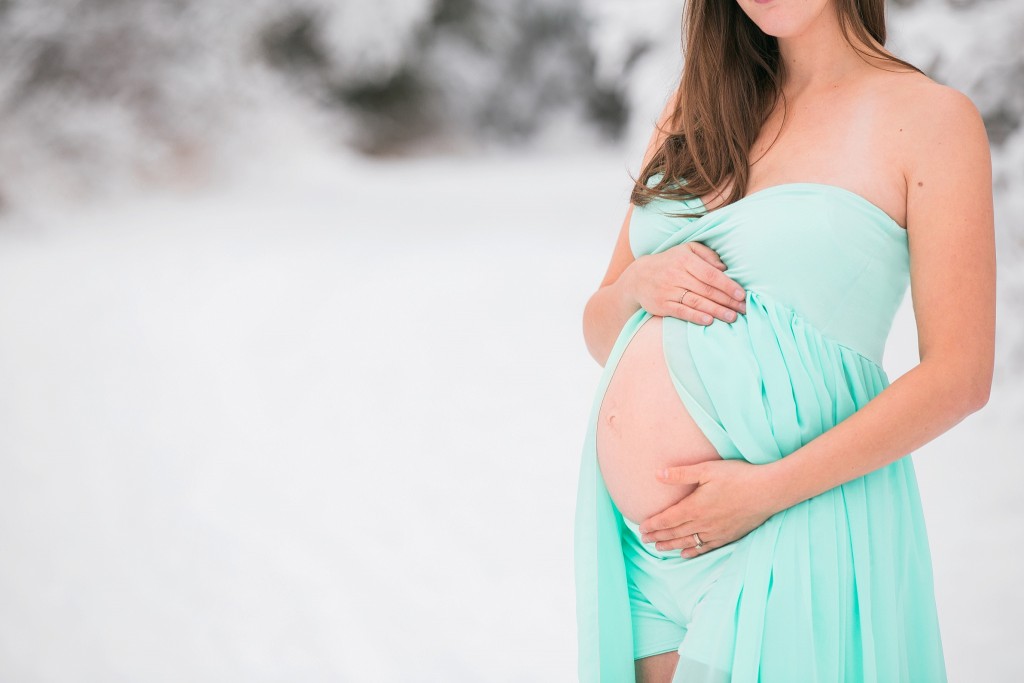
top-left (574, 1), bottom-right (995, 682)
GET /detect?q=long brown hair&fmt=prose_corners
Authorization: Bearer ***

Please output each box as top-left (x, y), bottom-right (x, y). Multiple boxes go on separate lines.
top-left (629, 0), bottom-right (925, 218)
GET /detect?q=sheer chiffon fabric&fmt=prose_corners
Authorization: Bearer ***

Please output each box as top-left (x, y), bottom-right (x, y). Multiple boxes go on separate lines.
top-left (573, 178), bottom-right (948, 682)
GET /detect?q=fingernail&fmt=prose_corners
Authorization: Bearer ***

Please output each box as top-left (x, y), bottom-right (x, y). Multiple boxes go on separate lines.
top-left (701, 314), bottom-right (712, 324)
top-left (733, 288), bottom-right (744, 299)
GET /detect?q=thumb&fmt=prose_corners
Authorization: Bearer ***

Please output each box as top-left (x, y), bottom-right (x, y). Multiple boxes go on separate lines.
top-left (657, 462), bottom-right (704, 485)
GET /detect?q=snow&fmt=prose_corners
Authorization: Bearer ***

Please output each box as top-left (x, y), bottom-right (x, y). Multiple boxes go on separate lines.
top-left (0, 129), bottom-right (1020, 680)
top-left (0, 0), bottom-right (1021, 679)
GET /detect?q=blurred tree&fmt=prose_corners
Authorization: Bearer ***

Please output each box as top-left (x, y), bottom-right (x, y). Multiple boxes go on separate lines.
top-left (0, 0), bottom-right (1019, 269)
top-left (257, 0), bottom-right (633, 155)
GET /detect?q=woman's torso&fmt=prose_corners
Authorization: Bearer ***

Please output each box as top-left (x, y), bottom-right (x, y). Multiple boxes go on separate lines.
top-left (596, 69), bottom-right (919, 525)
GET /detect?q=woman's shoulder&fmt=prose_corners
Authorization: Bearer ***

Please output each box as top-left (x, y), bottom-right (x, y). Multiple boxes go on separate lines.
top-left (861, 66), bottom-right (992, 239)
top-left (864, 69), bottom-right (987, 176)
top-left (890, 70), bottom-right (978, 118)
top-left (864, 67), bottom-right (979, 122)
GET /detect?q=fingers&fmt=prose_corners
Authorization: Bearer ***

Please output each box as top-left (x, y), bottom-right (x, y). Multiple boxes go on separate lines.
top-left (684, 256), bottom-right (747, 311)
top-left (640, 525), bottom-right (714, 554)
top-left (648, 242), bottom-right (748, 323)
top-left (639, 510), bottom-right (696, 538)
top-left (687, 241), bottom-right (727, 270)
top-left (673, 287), bottom-right (741, 325)
top-left (667, 300), bottom-right (715, 325)
top-left (680, 541), bottom-right (720, 558)
top-left (663, 536), bottom-right (717, 555)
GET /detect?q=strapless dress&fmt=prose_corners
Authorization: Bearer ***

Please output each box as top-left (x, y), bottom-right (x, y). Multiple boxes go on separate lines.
top-left (573, 173), bottom-right (948, 682)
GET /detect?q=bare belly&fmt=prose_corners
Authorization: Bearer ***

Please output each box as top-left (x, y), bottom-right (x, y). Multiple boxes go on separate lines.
top-left (596, 315), bottom-right (724, 526)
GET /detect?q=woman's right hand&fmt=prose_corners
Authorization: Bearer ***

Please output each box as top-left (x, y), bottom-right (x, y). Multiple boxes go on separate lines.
top-left (626, 242), bottom-right (747, 324)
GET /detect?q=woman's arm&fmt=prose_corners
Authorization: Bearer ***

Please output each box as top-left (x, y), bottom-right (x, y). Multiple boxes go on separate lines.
top-left (584, 85), bottom-right (745, 366)
top-left (759, 86), bottom-right (995, 515)
top-left (583, 89), bottom-right (678, 366)
top-left (582, 206), bottom-right (644, 367)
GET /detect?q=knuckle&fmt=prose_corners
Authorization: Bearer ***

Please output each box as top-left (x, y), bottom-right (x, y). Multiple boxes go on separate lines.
top-left (717, 273), bottom-right (736, 290)
top-left (685, 306), bottom-right (710, 324)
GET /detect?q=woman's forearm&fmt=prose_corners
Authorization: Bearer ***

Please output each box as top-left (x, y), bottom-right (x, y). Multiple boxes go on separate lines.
top-left (760, 358), bottom-right (990, 515)
top-left (582, 260), bottom-right (642, 367)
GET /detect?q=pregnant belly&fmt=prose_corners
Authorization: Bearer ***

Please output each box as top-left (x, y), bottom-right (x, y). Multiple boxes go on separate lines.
top-left (596, 315), bottom-right (724, 526)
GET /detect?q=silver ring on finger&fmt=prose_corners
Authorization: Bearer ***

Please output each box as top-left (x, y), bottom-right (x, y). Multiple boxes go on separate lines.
top-left (678, 288), bottom-right (689, 305)
top-left (692, 532), bottom-right (704, 549)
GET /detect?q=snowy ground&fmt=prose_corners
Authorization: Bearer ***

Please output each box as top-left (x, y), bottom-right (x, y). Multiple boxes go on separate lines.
top-left (0, 138), bottom-right (1020, 681)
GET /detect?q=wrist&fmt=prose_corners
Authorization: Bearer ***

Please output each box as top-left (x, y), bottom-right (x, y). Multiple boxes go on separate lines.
top-left (616, 257), bottom-right (642, 308)
top-left (758, 456), bottom-right (798, 516)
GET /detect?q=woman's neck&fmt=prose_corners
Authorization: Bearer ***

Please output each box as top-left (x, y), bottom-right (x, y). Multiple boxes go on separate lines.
top-left (776, 8), bottom-right (874, 96)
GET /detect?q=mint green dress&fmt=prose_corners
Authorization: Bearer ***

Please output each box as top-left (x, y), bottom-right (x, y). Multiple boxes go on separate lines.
top-left (573, 175), bottom-right (948, 682)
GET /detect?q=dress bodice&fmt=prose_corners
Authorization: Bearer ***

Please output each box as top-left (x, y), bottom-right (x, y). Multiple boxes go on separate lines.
top-left (629, 175), bottom-right (909, 367)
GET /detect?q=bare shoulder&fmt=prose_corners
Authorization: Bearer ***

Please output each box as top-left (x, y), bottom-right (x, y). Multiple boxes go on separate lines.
top-left (866, 70), bottom-right (993, 239)
top-left (871, 71), bottom-right (990, 180)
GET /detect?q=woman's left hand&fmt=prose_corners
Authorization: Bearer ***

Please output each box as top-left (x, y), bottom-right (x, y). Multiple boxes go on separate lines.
top-left (638, 459), bottom-right (781, 558)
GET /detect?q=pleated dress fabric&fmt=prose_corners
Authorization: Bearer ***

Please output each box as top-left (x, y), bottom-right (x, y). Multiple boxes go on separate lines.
top-left (573, 174), bottom-right (948, 682)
